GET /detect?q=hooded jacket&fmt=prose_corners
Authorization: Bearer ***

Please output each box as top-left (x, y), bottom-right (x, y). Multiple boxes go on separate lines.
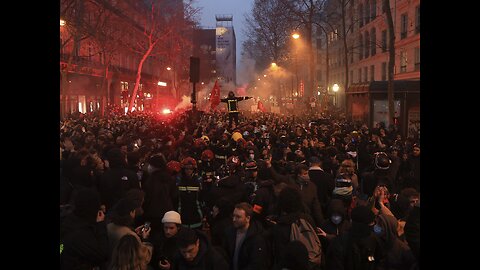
top-left (376, 214), bottom-right (417, 270)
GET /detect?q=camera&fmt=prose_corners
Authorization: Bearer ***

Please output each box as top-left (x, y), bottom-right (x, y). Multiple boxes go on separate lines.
top-left (159, 255), bottom-right (168, 264)
top-left (142, 221), bottom-right (151, 232)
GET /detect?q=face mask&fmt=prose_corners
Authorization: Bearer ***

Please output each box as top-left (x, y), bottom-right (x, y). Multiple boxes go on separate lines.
top-left (331, 215), bottom-right (342, 225)
top-left (373, 224), bottom-right (383, 236)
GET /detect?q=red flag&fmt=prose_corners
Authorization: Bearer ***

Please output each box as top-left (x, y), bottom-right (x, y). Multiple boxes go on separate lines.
top-left (257, 100), bottom-right (266, 112)
top-left (210, 80), bottom-right (221, 109)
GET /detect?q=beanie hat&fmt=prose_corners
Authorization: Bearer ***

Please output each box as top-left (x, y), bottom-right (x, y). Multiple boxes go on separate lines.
top-left (351, 205), bottom-right (375, 225)
top-left (162, 211), bottom-right (182, 224)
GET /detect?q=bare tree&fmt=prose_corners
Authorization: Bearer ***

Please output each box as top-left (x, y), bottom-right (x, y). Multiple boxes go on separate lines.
top-left (279, 0), bottom-right (326, 98)
top-left (243, 0), bottom-right (292, 71)
top-left (124, 0), bottom-right (198, 112)
top-left (384, 0), bottom-right (395, 124)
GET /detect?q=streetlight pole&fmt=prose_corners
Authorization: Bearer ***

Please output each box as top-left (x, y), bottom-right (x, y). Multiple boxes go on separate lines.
top-left (332, 83), bottom-right (339, 108)
top-left (292, 33), bottom-right (300, 108)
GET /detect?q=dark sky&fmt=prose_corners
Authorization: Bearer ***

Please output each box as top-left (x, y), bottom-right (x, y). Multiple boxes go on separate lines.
top-left (193, 0), bottom-right (255, 73)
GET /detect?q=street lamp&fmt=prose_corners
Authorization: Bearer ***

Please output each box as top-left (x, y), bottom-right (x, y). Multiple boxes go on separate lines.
top-left (292, 33), bottom-right (300, 39)
top-left (60, 19), bottom-right (66, 26)
top-left (332, 83), bottom-right (339, 107)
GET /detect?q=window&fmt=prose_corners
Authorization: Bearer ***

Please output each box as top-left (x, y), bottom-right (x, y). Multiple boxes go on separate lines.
top-left (372, 0), bottom-right (377, 18)
top-left (414, 47), bottom-right (420, 71)
top-left (370, 65), bottom-right (375, 81)
top-left (381, 30), bottom-right (387, 52)
top-left (381, 62), bottom-right (387, 80)
top-left (365, 31), bottom-right (370, 58)
top-left (363, 66), bottom-right (368, 82)
top-left (121, 81), bottom-right (129, 91)
top-left (400, 51), bottom-right (407, 73)
top-left (358, 68), bottom-right (362, 83)
top-left (371, 28), bottom-right (376, 56)
top-left (359, 34), bottom-right (363, 60)
top-left (415, 5), bottom-right (420, 34)
top-left (359, 4), bottom-right (364, 27)
top-left (401, 13), bottom-right (408, 39)
top-left (365, 0), bottom-right (370, 24)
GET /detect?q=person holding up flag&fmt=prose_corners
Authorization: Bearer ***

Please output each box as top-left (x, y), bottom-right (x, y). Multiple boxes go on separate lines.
top-left (257, 99), bottom-right (266, 113)
top-left (209, 80), bottom-right (221, 110)
top-left (220, 91), bottom-right (252, 129)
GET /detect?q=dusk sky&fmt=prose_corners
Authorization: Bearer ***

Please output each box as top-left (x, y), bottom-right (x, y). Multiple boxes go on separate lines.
top-left (193, 0), bottom-right (255, 75)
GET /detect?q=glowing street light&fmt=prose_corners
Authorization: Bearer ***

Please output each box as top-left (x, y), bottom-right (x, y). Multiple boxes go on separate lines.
top-left (60, 19), bottom-right (66, 26)
top-left (332, 83), bottom-right (339, 107)
top-left (157, 81), bottom-right (167, 86)
top-left (292, 33), bottom-right (300, 39)
top-left (166, 67), bottom-right (172, 71)
top-left (271, 62), bottom-right (277, 68)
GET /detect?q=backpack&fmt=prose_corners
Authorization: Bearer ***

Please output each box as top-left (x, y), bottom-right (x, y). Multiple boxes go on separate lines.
top-left (344, 236), bottom-right (377, 270)
top-left (290, 218), bottom-right (322, 265)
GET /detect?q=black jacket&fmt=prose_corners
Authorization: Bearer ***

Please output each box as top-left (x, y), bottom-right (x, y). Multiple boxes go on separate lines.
top-left (60, 214), bottom-right (109, 270)
top-left (222, 220), bottom-right (268, 270)
top-left (173, 231), bottom-right (229, 270)
top-left (99, 167), bottom-right (140, 210)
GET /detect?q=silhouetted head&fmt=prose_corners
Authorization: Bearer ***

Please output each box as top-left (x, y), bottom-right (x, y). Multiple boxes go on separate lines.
top-left (228, 91), bottom-right (235, 98)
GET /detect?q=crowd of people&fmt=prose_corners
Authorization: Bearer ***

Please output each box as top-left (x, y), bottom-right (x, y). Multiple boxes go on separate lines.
top-left (60, 107), bottom-right (420, 270)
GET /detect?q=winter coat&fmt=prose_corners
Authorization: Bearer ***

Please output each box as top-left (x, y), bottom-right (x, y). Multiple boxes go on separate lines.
top-left (173, 230), bottom-right (229, 270)
top-left (99, 167), bottom-right (140, 210)
top-left (60, 214), bottom-right (109, 270)
top-left (222, 220), bottom-right (268, 270)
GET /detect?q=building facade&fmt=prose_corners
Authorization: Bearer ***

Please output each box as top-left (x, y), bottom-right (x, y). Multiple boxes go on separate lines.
top-left (314, 0), bottom-right (420, 123)
top-left (60, 0), bottom-right (189, 117)
top-left (215, 15), bottom-right (236, 85)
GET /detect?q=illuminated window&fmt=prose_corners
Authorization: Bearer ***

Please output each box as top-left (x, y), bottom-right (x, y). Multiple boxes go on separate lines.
top-left (400, 51), bottom-right (408, 73)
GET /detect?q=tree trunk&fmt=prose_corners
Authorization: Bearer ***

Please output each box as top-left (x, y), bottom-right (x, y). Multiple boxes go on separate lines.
top-left (341, 0), bottom-right (349, 115)
top-left (321, 28), bottom-right (329, 113)
top-left (128, 45), bottom-right (154, 113)
top-left (100, 61), bottom-right (109, 117)
top-left (307, 18), bottom-right (314, 98)
top-left (384, 0), bottom-right (396, 124)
